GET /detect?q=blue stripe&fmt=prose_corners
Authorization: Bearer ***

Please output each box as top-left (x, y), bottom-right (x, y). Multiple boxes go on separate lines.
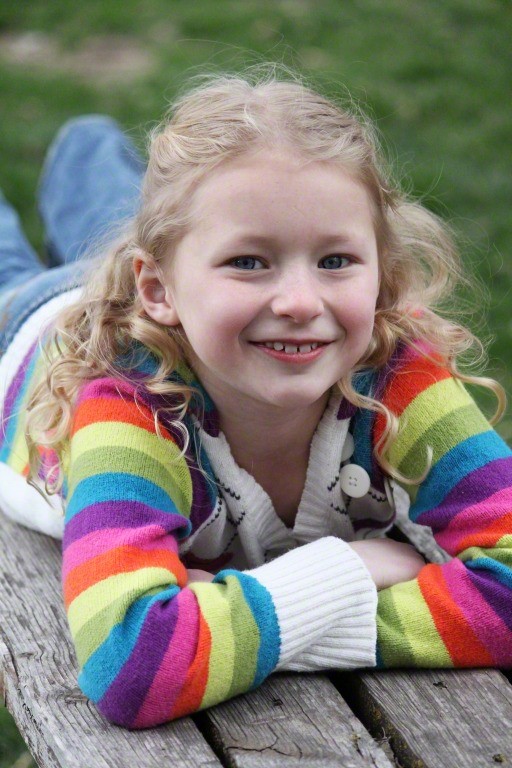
top-left (466, 557), bottom-right (512, 589)
top-left (0, 350), bottom-right (38, 463)
top-left (411, 431), bottom-right (511, 521)
top-left (79, 585), bottom-right (179, 702)
top-left (216, 570), bottom-right (280, 686)
top-left (66, 473), bottom-right (181, 521)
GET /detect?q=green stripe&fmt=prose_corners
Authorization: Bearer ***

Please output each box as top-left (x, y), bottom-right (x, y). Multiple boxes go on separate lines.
top-left (224, 575), bottom-right (259, 697)
top-left (68, 567), bottom-right (176, 639)
top-left (70, 420), bottom-right (192, 511)
top-left (70, 417), bottom-right (191, 463)
top-left (377, 579), bottom-right (451, 666)
top-left (459, 539), bottom-right (512, 565)
top-left (389, 378), bottom-right (474, 468)
top-left (74, 591), bottom-right (130, 666)
top-left (396, 402), bottom-right (489, 477)
top-left (70, 444), bottom-right (191, 518)
top-left (190, 581), bottom-right (235, 708)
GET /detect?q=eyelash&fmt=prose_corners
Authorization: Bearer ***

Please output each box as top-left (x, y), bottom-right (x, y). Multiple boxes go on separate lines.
top-left (229, 255), bottom-right (352, 270)
top-left (230, 256), bottom-right (265, 270)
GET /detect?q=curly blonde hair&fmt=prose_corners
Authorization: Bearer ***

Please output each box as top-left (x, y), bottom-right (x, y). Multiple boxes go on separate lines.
top-left (25, 63), bottom-right (505, 493)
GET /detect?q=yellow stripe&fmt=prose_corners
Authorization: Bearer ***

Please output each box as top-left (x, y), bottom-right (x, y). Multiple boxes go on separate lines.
top-left (189, 581), bottom-right (235, 707)
top-left (72, 420), bottom-right (184, 464)
top-left (8, 428), bottom-right (29, 473)
top-left (224, 576), bottom-right (259, 696)
top-left (389, 378), bottom-right (475, 468)
top-left (458, 538), bottom-right (512, 564)
top-left (69, 421), bottom-right (192, 508)
top-left (67, 567), bottom-right (177, 637)
top-left (378, 579), bottom-right (451, 666)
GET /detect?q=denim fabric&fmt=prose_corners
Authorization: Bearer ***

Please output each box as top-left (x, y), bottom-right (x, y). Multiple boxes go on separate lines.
top-left (0, 115), bottom-right (145, 355)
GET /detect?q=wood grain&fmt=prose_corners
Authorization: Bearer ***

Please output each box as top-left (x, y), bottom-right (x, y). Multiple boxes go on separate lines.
top-left (0, 514), bottom-right (221, 768)
top-left (200, 672), bottom-right (394, 768)
top-left (3, 504), bottom-right (511, 768)
top-left (339, 668), bottom-right (512, 768)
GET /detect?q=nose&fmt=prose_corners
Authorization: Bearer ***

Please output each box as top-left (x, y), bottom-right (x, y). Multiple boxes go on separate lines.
top-left (270, 268), bottom-right (324, 323)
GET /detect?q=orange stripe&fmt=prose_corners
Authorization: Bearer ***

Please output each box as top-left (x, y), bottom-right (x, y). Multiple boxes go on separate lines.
top-left (64, 546), bottom-right (187, 607)
top-left (375, 353), bottom-right (452, 447)
top-left (418, 564), bottom-right (494, 666)
top-left (456, 511), bottom-right (512, 552)
top-left (71, 396), bottom-right (173, 440)
top-left (170, 609), bottom-right (212, 719)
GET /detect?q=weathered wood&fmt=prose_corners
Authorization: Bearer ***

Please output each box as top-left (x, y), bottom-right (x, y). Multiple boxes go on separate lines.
top-left (3, 501), bottom-right (511, 768)
top-left (200, 672), bottom-right (394, 768)
top-left (338, 668), bottom-right (512, 768)
top-left (0, 513), bottom-right (222, 768)
top-left (339, 509), bottom-right (512, 767)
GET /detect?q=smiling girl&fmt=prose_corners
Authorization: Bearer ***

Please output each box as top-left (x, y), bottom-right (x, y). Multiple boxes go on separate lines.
top-left (0, 66), bottom-right (511, 728)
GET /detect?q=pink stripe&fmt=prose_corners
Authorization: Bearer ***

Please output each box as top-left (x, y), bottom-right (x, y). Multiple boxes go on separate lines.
top-left (75, 376), bottom-right (137, 406)
top-left (63, 525), bottom-right (175, 577)
top-left (133, 589), bottom-right (200, 727)
top-left (442, 559), bottom-right (511, 665)
top-left (436, 488), bottom-right (511, 552)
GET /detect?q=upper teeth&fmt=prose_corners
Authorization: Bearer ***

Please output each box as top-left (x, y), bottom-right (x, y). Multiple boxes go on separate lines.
top-left (264, 342), bottom-right (320, 354)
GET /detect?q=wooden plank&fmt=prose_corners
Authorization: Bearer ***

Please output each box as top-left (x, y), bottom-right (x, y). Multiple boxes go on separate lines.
top-left (338, 668), bottom-right (512, 768)
top-left (200, 672), bottom-right (394, 768)
top-left (348, 506), bottom-right (512, 767)
top-left (0, 513), bottom-right (222, 768)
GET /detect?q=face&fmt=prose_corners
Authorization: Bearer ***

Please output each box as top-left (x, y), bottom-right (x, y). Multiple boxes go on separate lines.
top-left (153, 150), bottom-right (380, 418)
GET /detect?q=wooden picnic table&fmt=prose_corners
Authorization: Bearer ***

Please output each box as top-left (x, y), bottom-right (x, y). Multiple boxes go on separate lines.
top-left (1, 510), bottom-right (512, 768)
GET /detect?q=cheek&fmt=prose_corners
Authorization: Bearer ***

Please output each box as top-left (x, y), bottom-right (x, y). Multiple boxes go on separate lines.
top-left (181, 296), bottom-right (251, 352)
top-left (339, 292), bottom-right (378, 335)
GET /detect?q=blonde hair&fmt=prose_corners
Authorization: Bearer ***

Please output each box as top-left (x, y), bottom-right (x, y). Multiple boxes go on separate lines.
top-left (25, 63), bottom-right (505, 493)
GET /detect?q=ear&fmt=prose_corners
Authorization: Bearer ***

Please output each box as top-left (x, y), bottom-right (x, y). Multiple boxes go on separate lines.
top-left (134, 256), bottom-right (180, 327)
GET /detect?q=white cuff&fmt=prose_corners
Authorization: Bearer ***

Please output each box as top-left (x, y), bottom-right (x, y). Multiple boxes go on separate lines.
top-left (245, 536), bottom-right (377, 670)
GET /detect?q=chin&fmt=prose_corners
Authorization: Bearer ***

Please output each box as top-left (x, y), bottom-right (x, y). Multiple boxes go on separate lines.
top-left (258, 387), bottom-right (330, 410)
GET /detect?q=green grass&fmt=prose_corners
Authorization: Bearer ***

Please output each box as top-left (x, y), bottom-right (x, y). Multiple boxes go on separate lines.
top-left (0, 707), bottom-right (35, 768)
top-left (0, 0), bottom-right (511, 761)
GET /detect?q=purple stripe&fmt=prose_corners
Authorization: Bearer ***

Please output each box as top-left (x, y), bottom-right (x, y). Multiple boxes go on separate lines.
top-left (418, 458), bottom-right (512, 531)
top-left (189, 462), bottom-right (217, 531)
top-left (138, 389), bottom-right (218, 529)
top-left (337, 398), bottom-right (357, 419)
top-left (2, 340), bottom-right (38, 426)
top-left (467, 566), bottom-right (512, 633)
top-left (98, 592), bottom-right (181, 727)
top-left (63, 501), bottom-right (189, 548)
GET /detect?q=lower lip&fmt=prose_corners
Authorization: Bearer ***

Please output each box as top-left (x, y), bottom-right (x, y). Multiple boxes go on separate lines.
top-left (251, 343), bottom-right (329, 364)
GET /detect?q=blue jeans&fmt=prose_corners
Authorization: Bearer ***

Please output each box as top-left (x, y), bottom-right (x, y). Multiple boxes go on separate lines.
top-left (0, 116), bottom-right (145, 354)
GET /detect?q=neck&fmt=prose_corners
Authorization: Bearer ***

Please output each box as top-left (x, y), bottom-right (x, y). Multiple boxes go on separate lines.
top-left (216, 393), bottom-right (330, 472)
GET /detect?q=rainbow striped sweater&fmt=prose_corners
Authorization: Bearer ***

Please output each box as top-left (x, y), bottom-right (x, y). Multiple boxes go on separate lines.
top-left (1, 294), bottom-right (511, 728)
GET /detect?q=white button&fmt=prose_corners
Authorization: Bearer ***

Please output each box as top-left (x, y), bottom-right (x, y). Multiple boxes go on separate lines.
top-left (340, 464), bottom-right (371, 498)
top-left (340, 432), bottom-right (355, 462)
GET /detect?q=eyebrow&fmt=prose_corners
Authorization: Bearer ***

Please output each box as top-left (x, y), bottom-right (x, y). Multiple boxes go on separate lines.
top-left (224, 233), bottom-right (358, 249)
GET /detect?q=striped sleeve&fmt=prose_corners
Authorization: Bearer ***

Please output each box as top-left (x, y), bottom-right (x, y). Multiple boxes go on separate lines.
top-left (375, 346), bottom-right (512, 667)
top-left (63, 376), bottom-right (377, 727)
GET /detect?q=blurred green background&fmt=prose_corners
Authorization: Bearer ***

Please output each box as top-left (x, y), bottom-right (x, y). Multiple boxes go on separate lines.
top-left (0, 1), bottom-right (510, 764)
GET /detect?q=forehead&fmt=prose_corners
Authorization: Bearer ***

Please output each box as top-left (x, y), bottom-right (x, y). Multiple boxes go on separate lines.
top-left (186, 150), bottom-right (376, 239)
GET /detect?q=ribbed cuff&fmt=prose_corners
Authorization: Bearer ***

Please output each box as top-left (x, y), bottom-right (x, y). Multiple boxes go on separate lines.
top-left (245, 536), bottom-right (377, 670)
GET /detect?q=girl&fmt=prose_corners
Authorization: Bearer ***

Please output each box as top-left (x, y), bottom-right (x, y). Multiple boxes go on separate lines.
top-left (0, 67), bottom-right (511, 730)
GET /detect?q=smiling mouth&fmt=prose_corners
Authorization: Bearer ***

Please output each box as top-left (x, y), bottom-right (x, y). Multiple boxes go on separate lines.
top-left (252, 341), bottom-right (329, 355)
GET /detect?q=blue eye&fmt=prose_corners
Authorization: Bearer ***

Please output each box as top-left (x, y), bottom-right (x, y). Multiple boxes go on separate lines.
top-left (230, 256), bottom-right (264, 270)
top-left (320, 255), bottom-right (350, 270)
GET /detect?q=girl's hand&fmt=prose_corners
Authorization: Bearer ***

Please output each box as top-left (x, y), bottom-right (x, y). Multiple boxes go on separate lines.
top-left (186, 568), bottom-right (215, 584)
top-left (348, 539), bottom-right (426, 591)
